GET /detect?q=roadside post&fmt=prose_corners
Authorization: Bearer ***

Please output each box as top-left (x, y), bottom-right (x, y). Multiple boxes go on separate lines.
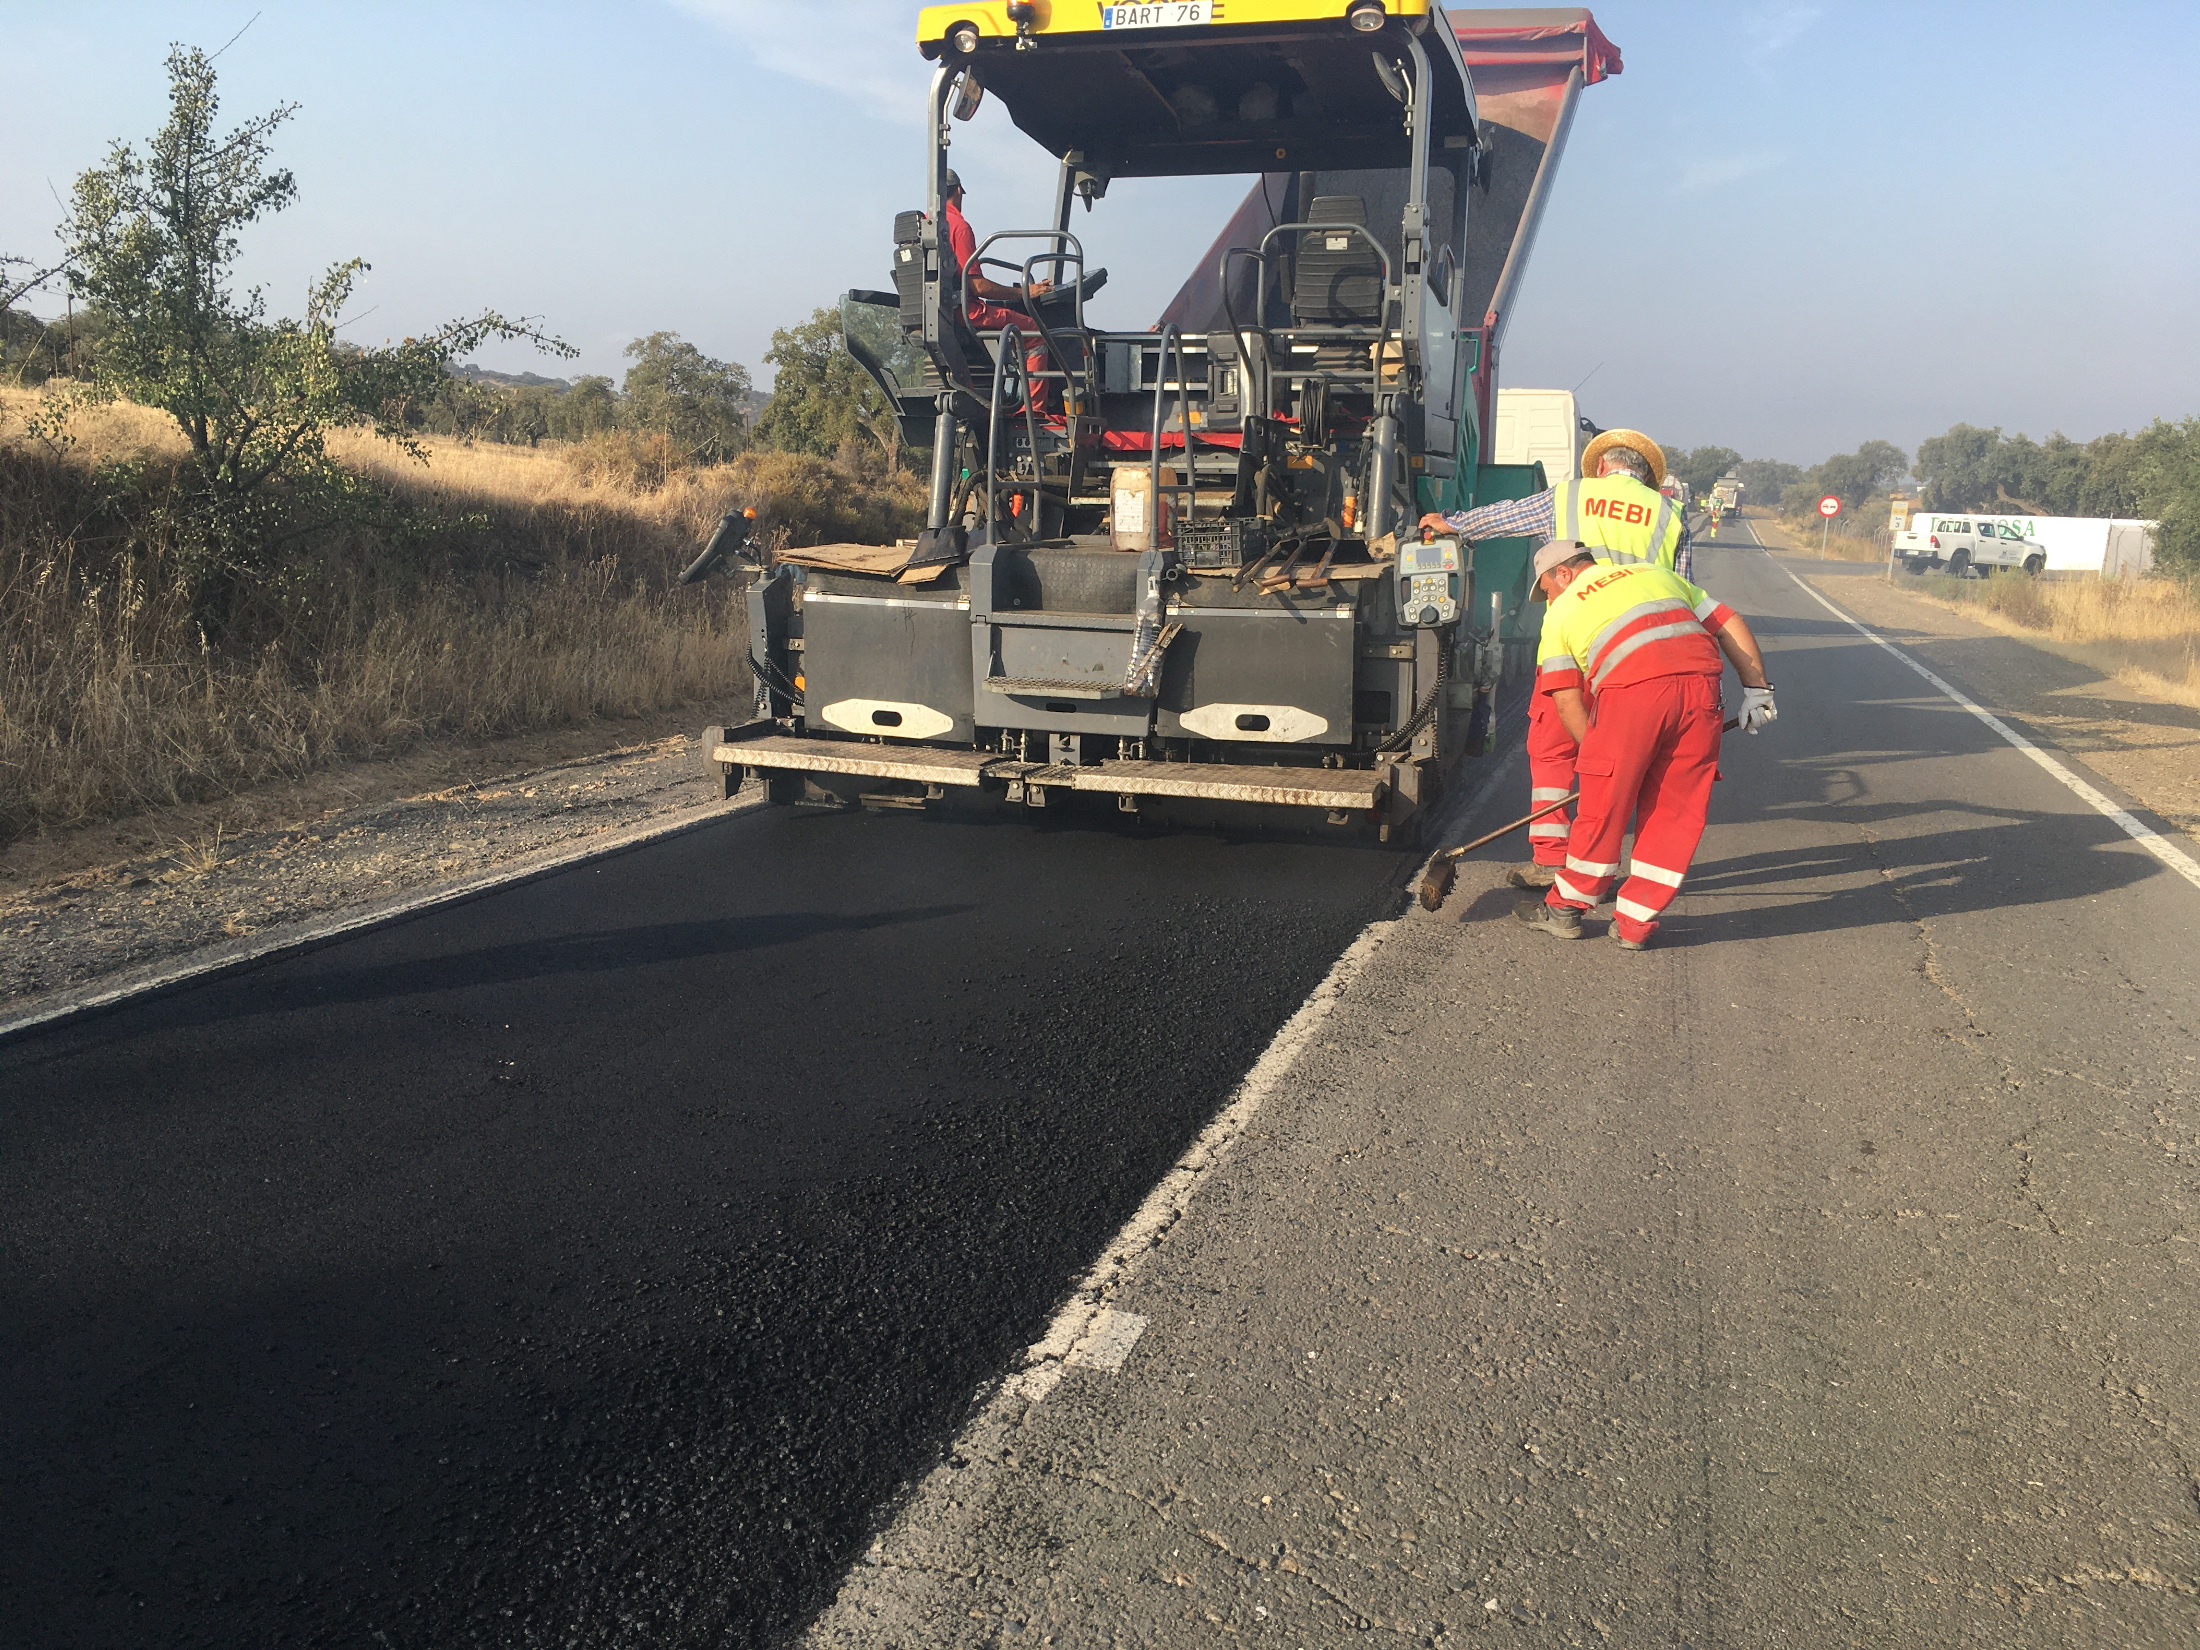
top-left (1817, 493), bottom-right (1841, 557)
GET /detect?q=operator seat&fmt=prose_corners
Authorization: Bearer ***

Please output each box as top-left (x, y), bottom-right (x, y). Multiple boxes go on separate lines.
top-left (893, 208), bottom-right (982, 400)
top-left (892, 208), bottom-right (1063, 408)
top-left (1290, 195), bottom-right (1385, 328)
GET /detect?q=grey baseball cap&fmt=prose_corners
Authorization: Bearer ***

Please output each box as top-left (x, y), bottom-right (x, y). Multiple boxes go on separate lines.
top-left (943, 168), bottom-right (963, 195)
top-left (1532, 539), bottom-right (1594, 580)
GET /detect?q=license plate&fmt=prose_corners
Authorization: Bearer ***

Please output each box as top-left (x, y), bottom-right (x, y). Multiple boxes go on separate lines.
top-left (1101, 2), bottom-right (1212, 28)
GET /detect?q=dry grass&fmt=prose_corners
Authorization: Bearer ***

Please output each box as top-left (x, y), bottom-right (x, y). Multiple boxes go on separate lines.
top-left (0, 386), bottom-right (925, 840)
top-left (330, 427), bottom-right (922, 551)
top-left (1902, 571), bottom-right (2200, 705)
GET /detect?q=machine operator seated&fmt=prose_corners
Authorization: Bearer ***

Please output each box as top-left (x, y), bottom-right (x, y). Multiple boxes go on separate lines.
top-left (942, 168), bottom-right (1061, 414)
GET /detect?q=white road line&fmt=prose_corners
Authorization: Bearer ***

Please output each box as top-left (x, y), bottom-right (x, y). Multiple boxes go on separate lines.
top-left (812, 749), bottom-right (1530, 1639)
top-left (1766, 552), bottom-right (2200, 893)
top-left (1003, 917), bottom-right (1393, 1403)
top-left (0, 795), bottom-right (761, 1043)
top-left (1005, 748), bottom-right (1524, 1399)
top-left (1064, 1309), bottom-right (1149, 1373)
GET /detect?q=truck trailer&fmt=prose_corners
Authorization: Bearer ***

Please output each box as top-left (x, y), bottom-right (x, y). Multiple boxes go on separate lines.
top-left (695, 3), bottom-right (1620, 842)
top-left (1492, 387), bottom-right (1598, 485)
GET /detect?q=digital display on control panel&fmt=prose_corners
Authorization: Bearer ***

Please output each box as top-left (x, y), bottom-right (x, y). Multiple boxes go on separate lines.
top-left (1399, 537), bottom-right (1461, 627)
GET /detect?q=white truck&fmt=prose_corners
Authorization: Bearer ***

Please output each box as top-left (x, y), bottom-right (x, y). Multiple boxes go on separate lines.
top-left (1493, 388), bottom-right (1595, 484)
top-left (1709, 473), bottom-right (1743, 514)
top-left (1891, 512), bottom-right (2048, 576)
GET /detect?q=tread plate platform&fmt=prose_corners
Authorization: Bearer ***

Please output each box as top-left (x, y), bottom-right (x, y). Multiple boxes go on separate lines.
top-left (715, 731), bottom-right (1391, 812)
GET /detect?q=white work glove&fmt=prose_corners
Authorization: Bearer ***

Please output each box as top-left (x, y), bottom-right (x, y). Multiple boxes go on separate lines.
top-left (1737, 685), bottom-right (1778, 734)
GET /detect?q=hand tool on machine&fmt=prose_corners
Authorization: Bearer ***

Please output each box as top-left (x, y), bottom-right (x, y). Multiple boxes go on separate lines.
top-left (1418, 717), bottom-right (1741, 912)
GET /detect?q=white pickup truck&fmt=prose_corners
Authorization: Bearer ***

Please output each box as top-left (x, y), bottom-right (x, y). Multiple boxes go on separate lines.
top-left (1891, 512), bottom-right (2048, 576)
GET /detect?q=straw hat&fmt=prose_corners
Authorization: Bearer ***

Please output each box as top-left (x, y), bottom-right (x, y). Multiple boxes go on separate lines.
top-left (1580, 428), bottom-right (1666, 488)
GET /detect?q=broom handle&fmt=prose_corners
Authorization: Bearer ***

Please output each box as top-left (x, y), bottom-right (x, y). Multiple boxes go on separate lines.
top-left (1438, 717), bottom-right (1742, 865)
top-left (1439, 794), bottom-right (1576, 864)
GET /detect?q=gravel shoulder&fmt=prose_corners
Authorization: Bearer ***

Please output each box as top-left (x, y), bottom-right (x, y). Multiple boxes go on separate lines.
top-left (0, 711), bottom-right (728, 1011)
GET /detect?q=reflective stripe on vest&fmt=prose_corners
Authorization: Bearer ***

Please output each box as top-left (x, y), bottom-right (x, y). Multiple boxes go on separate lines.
top-left (1590, 616), bottom-right (1707, 689)
top-left (1554, 476), bottom-right (1684, 572)
top-left (1544, 562), bottom-right (1723, 692)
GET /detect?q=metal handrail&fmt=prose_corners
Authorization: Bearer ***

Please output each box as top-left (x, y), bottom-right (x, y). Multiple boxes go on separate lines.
top-left (1148, 325), bottom-right (1202, 551)
top-left (1251, 219), bottom-right (1398, 338)
top-left (976, 325), bottom-right (1048, 542)
top-left (1218, 246), bottom-right (1270, 423)
top-left (965, 254), bottom-right (1083, 414)
top-left (965, 229), bottom-right (1093, 424)
top-left (985, 324), bottom-right (1048, 541)
top-left (1018, 250), bottom-right (1087, 413)
top-left (968, 229), bottom-right (1089, 331)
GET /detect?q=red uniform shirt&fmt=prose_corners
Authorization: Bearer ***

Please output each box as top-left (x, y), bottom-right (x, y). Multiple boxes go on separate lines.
top-left (943, 199), bottom-right (982, 319)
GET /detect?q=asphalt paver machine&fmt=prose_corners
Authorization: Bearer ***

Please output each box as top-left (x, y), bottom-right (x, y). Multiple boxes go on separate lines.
top-left (702, 2), bottom-right (1620, 841)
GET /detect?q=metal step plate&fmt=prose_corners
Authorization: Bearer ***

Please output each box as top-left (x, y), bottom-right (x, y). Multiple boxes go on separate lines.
top-left (985, 676), bottom-right (1122, 699)
top-left (713, 735), bottom-right (1007, 789)
top-left (1063, 760), bottom-right (1389, 811)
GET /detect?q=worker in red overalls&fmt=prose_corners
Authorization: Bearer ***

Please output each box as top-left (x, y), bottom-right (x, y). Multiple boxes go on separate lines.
top-left (1514, 540), bottom-right (1777, 951)
top-left (941, 170), bottom-right (1057, 413)
top-left (1419, 430), bottom-right (1690, 892)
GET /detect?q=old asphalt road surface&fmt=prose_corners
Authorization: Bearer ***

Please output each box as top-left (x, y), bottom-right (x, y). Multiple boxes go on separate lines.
top-left (0, 787), bottom-right (1430, 1647)
top-left (815, 536), bottom-right (2200, 1647)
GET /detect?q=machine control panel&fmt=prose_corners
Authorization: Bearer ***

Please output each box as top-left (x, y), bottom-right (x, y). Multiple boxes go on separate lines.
top-left (1398, 535), bottom-right (1462, 628)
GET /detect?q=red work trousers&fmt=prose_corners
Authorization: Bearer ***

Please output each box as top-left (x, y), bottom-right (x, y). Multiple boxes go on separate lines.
top-left (1525, 694), bottom-right (1579, 867)
top-left (1545, 672), bottom-right (1723, 944)
top-left (968, 304), bottom-right (1058, 414)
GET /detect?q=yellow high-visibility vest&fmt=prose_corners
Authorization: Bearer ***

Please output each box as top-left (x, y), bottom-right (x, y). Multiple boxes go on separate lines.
top-left (1535, 562), bottom-right (1729, 696)
top-left (1553, 475), bottom-right (1685, 572)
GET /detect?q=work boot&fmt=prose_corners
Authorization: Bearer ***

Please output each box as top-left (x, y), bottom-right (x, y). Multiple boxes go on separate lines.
top-left (1612, 925), bottom-right (1649, 952)
top-left (1507, 864), bottom-right (1557, 891)
top-left (1513, 899), bottom-right (1582, 940)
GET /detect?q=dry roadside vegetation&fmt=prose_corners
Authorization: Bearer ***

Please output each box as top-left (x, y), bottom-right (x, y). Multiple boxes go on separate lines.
top-left (1746, 508), bottom-right (1887, 563)
top-left (1751, 503), bottom-right (2200, 704)
top-left (0, 387), bottom-right (921, 840)
top-left (1905, 569), bottom-right (2200, 707)
top-left (0, 45), bottom-right (925, 847)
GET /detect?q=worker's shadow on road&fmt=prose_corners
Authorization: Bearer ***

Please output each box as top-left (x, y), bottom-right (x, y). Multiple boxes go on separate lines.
top-left (223, 904), bottom-right (979, 1017)
top-left (1672, 807), bottom-right (2158, 947)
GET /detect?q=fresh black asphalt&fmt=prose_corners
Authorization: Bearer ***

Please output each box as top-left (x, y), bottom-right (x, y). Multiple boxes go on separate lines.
top-left (1, 795), bottom-right (1434, 1647)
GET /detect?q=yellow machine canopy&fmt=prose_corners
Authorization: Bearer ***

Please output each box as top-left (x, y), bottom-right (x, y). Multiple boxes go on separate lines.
top-left (916, 1), bottom-right (1476, 177)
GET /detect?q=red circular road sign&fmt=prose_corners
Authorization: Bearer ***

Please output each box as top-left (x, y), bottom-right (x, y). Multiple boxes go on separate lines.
top-left (1817, 494), bottom-right (1842, 518)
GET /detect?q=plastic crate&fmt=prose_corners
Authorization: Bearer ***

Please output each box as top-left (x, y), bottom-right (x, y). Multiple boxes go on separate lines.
top-left (1178, 517), bottom-right (1270, 571)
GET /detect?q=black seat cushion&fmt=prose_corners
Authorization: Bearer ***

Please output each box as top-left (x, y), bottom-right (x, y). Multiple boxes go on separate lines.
top-left (1291, 195), bottom-right (1383, 326)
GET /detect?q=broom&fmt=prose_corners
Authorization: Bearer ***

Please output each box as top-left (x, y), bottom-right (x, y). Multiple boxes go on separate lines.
top-left (1419, 717), bottom-right (1740, 912)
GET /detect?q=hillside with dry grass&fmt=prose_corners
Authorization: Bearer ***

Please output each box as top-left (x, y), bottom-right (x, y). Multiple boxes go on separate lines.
top-left (0, 387), bottom-right (922, 840)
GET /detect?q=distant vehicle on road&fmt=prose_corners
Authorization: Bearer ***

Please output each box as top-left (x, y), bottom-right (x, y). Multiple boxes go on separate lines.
top-left (1892, 512), bottom-right (2047, 576)
top-left (1493, 388), bottom-right (1598, 484)
top-left (1660, 475), bottom-right (1691, 508)
top-left (1709, 473), bottom-right (1743, 514)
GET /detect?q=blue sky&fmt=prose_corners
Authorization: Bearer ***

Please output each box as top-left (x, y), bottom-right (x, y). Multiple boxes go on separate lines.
top-left (5, 2), bottom-right (2197, 468)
